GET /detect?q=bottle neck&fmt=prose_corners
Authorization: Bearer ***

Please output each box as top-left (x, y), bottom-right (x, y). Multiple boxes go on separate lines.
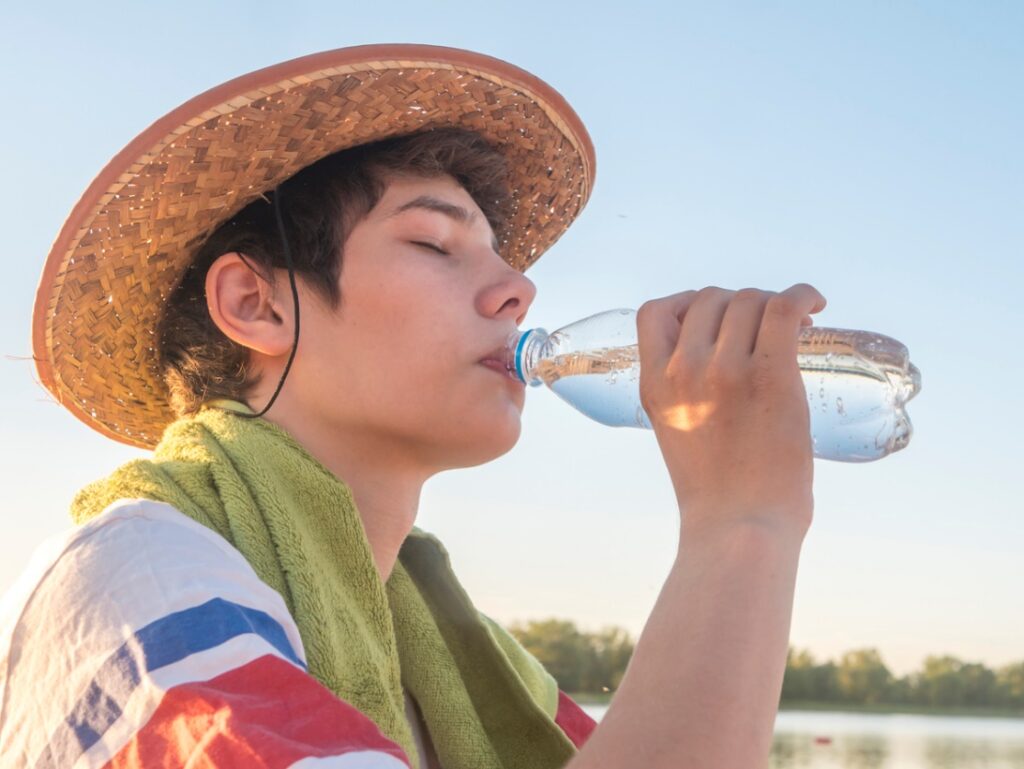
top-left (510, 328), bottom-right (550, 386)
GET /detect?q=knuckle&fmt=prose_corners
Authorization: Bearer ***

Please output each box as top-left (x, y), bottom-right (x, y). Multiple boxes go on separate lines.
top-left (697, 285), bottom-right (729, 302)
top-left (638, 291), bottom-right (695, 318)
top-left (635, 301), bottom-right (663, 336)
top-left (663, 353), bottom-right (699, 389)
top-left (787, 282), bottom-right (825, 305)
top-left (766, 292), bottom-right (799, 317)
top-left (661, 354), bottom-right (688, 382)
top-left (638, 376), bottom-right (659, 410)
top-left (636, 299), bottom-right (660, 323)
top-left (734, 287), bottom-right (765, 303)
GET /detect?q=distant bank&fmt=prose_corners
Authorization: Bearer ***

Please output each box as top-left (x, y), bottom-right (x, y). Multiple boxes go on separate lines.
top-left (570, 692), bottom-right (1024, 720)
top-left (778, 700), bottom-right (1024, 719)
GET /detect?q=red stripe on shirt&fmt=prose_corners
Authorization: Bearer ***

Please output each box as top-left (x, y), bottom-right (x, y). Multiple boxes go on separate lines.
top-left (103, 654), bottom-right (410, 768)
top-left (555, 690), bottom-right (598, 748)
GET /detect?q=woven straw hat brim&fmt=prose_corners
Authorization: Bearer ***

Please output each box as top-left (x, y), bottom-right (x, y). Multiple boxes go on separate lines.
top-left (32, 44), bottom-right (595, 449)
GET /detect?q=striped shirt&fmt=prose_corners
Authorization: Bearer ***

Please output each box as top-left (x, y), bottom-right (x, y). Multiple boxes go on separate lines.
top-left (0, 500), bottom-right (595, 768)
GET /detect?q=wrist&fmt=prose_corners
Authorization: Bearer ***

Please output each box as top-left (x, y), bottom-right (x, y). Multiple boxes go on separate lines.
top-left (677, 513), bottom-right (809, 561)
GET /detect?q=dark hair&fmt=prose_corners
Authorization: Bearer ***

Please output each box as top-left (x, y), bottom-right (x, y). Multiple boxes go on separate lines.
top-left (156, 127), bottom-right (512, 417)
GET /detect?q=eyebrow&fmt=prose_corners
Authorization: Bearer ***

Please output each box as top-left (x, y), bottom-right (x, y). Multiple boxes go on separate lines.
top-left (388, 194), bottom-right (501, 254)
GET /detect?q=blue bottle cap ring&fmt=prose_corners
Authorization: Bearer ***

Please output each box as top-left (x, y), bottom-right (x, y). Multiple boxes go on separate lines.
top-left (514, 329), bottom-right (534, 384)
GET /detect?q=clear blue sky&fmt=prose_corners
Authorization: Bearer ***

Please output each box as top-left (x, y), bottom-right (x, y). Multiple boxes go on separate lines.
top-left (2, 1), bottom-right (1021, 677)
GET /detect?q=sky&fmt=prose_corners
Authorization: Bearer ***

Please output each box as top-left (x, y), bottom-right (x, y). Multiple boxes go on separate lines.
top-left (1, 1), bottom-right (1022, 678)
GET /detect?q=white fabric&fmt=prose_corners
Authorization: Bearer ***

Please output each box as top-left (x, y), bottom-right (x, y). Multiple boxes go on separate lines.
top-left (404, 689), bottom-right (442, 769)
top-left (287, 754), bottom-right (410, 769)
top-left (0, 498), bottom-right (434, 768)
top-left (0, 499), bottom-right (306, 767)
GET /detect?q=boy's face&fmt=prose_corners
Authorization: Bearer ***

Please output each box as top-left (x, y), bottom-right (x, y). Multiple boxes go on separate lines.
top-left (290, 173), bottom-right (536, 471)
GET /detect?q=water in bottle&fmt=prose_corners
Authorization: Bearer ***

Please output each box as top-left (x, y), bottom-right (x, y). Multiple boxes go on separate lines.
top-left (505, 309), bottom-right (922, 462)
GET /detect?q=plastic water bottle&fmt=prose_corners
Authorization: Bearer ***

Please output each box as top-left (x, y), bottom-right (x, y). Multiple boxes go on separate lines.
top-left (506, 309), bottom-right (922, 462)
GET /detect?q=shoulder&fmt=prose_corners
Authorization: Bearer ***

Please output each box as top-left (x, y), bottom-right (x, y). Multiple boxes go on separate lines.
top-left (1, 497), bottom-right (304, 669)
top-left (0, 499), bottom-right (308, 766)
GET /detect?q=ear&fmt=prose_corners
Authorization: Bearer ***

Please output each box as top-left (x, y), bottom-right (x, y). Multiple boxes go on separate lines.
top-left (205, 253), bottom-right (295, 356)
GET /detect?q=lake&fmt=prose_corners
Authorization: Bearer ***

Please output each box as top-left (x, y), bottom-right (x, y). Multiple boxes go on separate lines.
top-left (579, 705), bottom-right (1024, 768)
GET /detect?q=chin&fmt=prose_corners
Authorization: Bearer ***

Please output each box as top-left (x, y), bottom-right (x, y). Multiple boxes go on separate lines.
top-left (441, 414), bottom-right (522, 469)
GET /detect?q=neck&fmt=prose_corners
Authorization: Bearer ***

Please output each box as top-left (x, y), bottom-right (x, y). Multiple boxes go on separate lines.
top-left (338, 452), bottom-right (426, 584)
top-left (258, 405), bottom-right (431, 583)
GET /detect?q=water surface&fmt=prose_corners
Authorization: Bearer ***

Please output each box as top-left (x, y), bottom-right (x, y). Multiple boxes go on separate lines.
top-left (579, 705), bottom-right (1024, 768)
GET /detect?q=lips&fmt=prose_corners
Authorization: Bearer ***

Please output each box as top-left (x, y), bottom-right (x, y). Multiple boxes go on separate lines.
top-left (478, 352), bottom-right (521, 384)
top-left (481, 360), bottom-right (524, 385)
top-left (477, 336), bottom-right (511, 367)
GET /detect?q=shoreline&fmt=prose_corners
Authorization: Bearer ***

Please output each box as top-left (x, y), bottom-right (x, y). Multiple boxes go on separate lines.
top-left (778, 700), bottom-right (1024, 720)
top-left (570, 693), bottom-right (1024, 719)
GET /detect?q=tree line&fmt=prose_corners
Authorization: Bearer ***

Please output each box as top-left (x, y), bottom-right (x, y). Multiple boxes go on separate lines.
top-left (508, 618), bottom-right (1024, 709)
top-left (508, 619), bottom-right (634, 693)
top-left (782, 647), bottom-right (1024, 709)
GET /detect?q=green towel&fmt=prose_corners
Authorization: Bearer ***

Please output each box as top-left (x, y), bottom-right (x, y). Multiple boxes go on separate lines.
top-left (70, 401), bottom-right (577, 769)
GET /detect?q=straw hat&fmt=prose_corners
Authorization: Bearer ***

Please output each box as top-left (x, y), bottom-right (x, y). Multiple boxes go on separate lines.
top-left (32, 44), bottom-right (595, 449)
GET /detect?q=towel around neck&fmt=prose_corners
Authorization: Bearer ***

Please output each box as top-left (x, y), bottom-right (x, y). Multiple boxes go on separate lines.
top-left (70, 401), bottom-right (577, 769)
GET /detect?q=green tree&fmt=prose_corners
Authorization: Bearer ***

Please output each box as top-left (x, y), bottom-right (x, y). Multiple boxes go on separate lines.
top-left (915, 655), bottom-right (966, 707)
top-left (960, 662), bottom-right (997, 707)
top-left (836, 649), bottom-right (893, 704)
top-left (509, 619), bottom-right (1023, 709)
top-left (887, 675), bottom-right (914, 705)
top-left (812, 660), bottom-right (841, 702)
top-left (781, 647), bottom-right (819, 701)
top-left (996, 662), bottom-right (1024, 708)
top-left (508, 619), bottom-right (635, 694)
top-left (508, 619), bottom-right (594, 692)
top-left (587, 626), bottom-right (634, 691)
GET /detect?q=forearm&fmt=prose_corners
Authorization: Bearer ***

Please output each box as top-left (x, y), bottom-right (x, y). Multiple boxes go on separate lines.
top-left (566, 520), bottom-right (805, 769)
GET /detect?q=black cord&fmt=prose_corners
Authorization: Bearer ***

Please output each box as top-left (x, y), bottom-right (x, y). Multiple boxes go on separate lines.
top-left (232, 189), bottom-right (301, 419)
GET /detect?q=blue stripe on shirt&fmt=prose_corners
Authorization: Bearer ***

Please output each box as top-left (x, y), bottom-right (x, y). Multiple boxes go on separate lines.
top-left (36, 597), bottom-right (304, 768)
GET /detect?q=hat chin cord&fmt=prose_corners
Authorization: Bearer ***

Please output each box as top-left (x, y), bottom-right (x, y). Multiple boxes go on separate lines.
top-left (226, 189), bottom-right (300, 419)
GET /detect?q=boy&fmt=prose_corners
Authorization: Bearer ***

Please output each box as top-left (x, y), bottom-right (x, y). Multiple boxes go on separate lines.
top-left (6, 45), bottom-right (825, 768)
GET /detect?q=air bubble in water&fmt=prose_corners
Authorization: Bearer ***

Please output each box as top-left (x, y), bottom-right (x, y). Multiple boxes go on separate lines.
top-left (836, 396), bottom-right (846, 416)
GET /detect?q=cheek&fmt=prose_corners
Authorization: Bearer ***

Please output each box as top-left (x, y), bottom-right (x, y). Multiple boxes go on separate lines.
top-left (343, 285), bottom-right (464, 400)
top-left (350, 260), bottom-right (455, 324)
top-left (313, 258), bottom-right (485, 416)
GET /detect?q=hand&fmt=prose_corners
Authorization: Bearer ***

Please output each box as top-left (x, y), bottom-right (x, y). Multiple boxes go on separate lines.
top-left (636, 283), bottom-right (827, 537)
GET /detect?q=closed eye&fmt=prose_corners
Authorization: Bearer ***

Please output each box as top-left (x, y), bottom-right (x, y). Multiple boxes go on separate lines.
top-left (411, 241), bottom-right (449, 256)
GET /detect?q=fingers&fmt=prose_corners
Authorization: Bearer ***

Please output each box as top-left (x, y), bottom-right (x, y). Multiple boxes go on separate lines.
top-left (715, 288), bottom-right (772, 360)
top-left (636, 291), bottom-right (699, 371)
top-left (754, 284), bottom-right (828, 360)
top-left (639, 284), bottom-right (827, 373)
top-left (678, 287), bottom-right (733, 351)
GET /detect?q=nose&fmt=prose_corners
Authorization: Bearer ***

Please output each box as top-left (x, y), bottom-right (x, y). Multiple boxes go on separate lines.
top-left (477, 262), bottom-right (537, 327)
